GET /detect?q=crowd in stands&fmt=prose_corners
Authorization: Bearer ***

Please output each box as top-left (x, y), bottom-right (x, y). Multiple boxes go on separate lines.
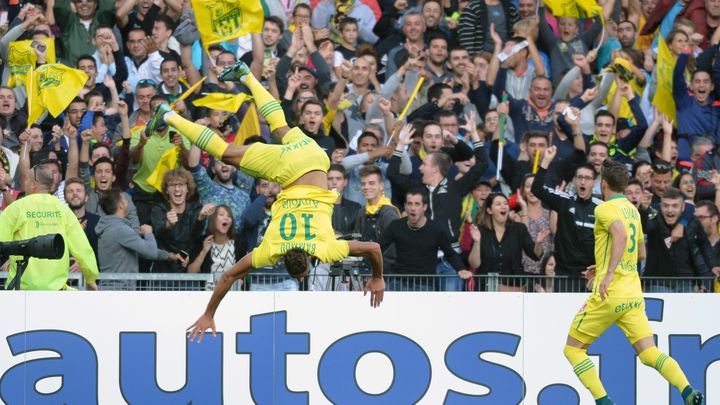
top-left (1, 0), bottom-right (720, 292)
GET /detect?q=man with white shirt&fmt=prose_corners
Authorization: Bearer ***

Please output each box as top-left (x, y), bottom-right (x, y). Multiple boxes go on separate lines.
top-left (125, 27), bottom-right (163, 88)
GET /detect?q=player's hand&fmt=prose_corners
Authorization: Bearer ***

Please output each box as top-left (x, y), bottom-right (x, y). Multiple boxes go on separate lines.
top-left (582, 264), bottom-right (596, 290)
top-left (599, 273), bottom-right (613, 300)
top-left (457, 270), bottom-right (473, 279)
top-left (187, 313), bottom-right (216, 343)
top-left (363, 277), bottom-right (385, 308)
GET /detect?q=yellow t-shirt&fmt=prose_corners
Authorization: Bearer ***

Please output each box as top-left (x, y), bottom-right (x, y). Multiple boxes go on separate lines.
top-left (592, 195), bottom-right (643, 298)
top-left (0, 193), bottom-right (99, 290)
top-left (251, 185), bottom-right (349, 268)
top-left (130, 127), bottom-right (190, 193)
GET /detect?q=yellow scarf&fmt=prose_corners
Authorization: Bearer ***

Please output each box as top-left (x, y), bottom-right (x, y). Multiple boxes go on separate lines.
top-left (365, 193), bottom-right (394, 215)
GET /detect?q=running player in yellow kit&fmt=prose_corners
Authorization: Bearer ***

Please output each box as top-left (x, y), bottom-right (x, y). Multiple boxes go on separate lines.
top-left (563, 161), bottom-right (703, 405)
top-left (144, 61), bottom-right (385, 341)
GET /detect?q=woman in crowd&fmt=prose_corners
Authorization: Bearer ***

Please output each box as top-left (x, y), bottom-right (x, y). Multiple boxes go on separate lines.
top-left (188, 205), bottom-right (247, 275)
top-left (468, 193), bottom-right (549, 291)
top-left (517, 174), bottom-right (556, 276)
top-left (674, 171), bottom-right (698, 204)
top-left (534, 253), bottom-right (557, 293)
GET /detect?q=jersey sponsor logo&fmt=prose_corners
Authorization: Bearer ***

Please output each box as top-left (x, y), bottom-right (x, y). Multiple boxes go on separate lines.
top-left (614, 299), bottom-right (643, 313)
top-left (279, 137), bottom-right (313, 157)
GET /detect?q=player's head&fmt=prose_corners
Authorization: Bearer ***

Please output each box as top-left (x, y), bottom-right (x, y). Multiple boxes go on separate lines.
top-left (600, 160), bottom-right (629, 199)
top-left (284, 248), bottom-right (310, 280)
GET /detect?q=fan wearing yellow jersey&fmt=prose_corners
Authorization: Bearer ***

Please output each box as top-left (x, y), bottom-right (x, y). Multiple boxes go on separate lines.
top-left (145, 62), bottom-right (386, 342)
top-left (562, 161), bottom-right (703, 405)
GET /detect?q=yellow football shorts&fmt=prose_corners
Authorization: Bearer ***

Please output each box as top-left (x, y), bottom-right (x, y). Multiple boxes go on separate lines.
top-left (568, 295), bottom-right (654, 345)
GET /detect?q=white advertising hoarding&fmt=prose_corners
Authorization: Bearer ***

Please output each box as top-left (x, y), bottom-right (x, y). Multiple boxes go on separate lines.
top-left (0, 292), bottom-right (717, 404)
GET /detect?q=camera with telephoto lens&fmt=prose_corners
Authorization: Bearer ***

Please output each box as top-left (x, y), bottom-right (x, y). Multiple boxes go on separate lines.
top-left (0, 234), bottom-right (65, 260)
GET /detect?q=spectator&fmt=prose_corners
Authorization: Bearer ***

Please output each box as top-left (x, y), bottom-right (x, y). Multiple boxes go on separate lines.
top-left (533, 252), bottom-right (557, 293)
top-left (381, 189), bottom-right (471, 291)
top-left (64, 177), bottom-right (100, 254)
top-left (150, 168), bottom-right (209, 273)
top-left (354, 165), bottom-right (400, 244)
top-left (694, 199), bottom-right (720, 291)
top-left (97, 188), bottom-right (183, 289)
top-left (468, 192), bottom-right (548, 290)
top-left (328, 164), bottom-right (361, 235)
top-left (125, 27), bottom-right (163, 86)
top-left (188, 205), bottom-right (247, 275)
top-left (459, 0), bottom-right (519, 54)
top-left (53, 0), bottom-right (116, 64)
top-left (517, 174), bottom-right (556, 275)
top-left (385, 11), bottom-right (426, 78)
top-left (0, 162), bottom-right (98, 290)
top-left (342, 130), bottom-right (409, 204)
top-left (130, 95), bottom-right (189, 224)
top-left (187, 143), bottom-right (250, 232)
top-left (157, 59), bottom-right (188, 105)
top-left (83, 156), bottom-right (140, 229)
top-left (532, 146), bottom-right (602, 291)
top-left (642, 187), bottom-right (719, 292)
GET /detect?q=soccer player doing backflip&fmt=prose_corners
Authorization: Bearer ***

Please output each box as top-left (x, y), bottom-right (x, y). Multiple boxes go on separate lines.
top-left (564, 159), bottom-right (703, 405)
top-left (144, 61), bottom-right (385, 342)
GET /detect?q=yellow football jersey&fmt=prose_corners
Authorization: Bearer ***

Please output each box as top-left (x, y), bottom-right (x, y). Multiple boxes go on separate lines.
top-left (592, 195), bottom-right (643, 298)
top-left (251, 185), bottom-right (349, 268)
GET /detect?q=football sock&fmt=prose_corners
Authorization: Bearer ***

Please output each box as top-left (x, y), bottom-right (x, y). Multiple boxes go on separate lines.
top-left (638, 346), bottom-right (690, 392)
top-left (564, 345), bottom-right (607, 400)
top-left (164, 111), bottom-right (228, 159)
top-left (241, 73), bottom-right (287, 131)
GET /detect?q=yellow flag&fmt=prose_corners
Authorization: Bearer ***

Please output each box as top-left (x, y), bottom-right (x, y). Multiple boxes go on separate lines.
top-left (190, 0), bottom-right (264, 49)
top-left (193, 92), bottom-right (248, 112)
top-left (38, 64), bottom-right (88, 115)
top-left (26, 67), bottom-right (43, 126)
top-left (544, 0), bottom-right (603, 20)
top-left (7, 38), bottom-right (56, 87)
top-left (234, 103), bottom-right (261, 145)
top-left (146, 146), bottom-right (181, 192)
top-left (652, 34), bottom-right (676, 123)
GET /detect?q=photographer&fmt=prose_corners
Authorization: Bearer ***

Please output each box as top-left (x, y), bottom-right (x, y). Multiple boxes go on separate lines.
top-left (0, 161), bottom-right (99, 290)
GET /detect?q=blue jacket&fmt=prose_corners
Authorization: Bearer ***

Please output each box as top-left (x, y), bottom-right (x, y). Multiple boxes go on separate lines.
top-left (674, 52), bottom-right (720, 139)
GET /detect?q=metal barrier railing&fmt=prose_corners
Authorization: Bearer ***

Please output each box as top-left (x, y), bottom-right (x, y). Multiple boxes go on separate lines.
top-left (1, 271), bottom-right (717, 292)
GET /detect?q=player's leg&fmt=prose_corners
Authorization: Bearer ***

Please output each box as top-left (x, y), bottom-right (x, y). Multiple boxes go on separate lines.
top-left (564, 298), bottom-right (616, 404)
top-left (218, 62), bottom-right (291, 143)
top-left (564, 336), bottom-right (614, 404)
top-left (619, 311), bottom-right (704, 405)
top-left (146, 104), bottom-right (249, 167)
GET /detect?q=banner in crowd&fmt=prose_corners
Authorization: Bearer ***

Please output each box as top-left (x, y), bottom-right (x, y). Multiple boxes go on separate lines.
top-left (0, 292), bottom-right (717, 404)
top-left (191, 0), bottom-right (263, 49)
top-left (7, 38), bottom-right (56, 88)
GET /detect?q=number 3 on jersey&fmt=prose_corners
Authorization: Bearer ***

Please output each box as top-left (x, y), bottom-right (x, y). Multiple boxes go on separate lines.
top-left (627, 223), bottom-right (637, 253)
top-left (279, 213), bottom-right (317, 241)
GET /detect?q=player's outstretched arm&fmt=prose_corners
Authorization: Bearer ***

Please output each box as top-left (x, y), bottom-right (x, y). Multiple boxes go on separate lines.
top-left (187, 253), bottom-right (254, 342)
top-left (348, 241), bottom-right (385, 307)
